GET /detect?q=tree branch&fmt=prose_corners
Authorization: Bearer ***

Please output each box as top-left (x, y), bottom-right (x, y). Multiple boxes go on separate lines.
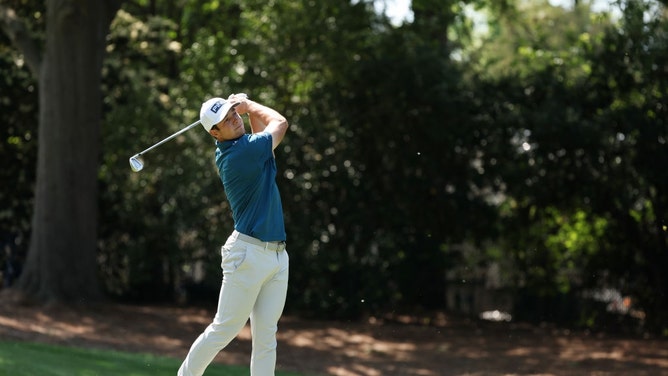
top-left (0, 4), bottom-right (42, 77)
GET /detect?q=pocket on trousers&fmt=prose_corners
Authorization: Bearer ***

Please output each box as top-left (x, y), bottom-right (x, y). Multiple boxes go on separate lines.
top-left (221, 244), bottom-right (248, 272)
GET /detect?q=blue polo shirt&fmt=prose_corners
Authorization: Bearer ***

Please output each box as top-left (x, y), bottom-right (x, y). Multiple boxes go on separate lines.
top-left (215, 132), bottom-right (286, 242)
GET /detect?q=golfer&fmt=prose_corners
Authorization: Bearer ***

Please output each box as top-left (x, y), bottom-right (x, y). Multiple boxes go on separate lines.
top-left (178, 94), bottom-right (290, 376)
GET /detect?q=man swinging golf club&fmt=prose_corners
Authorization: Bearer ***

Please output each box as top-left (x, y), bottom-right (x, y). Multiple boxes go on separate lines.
top-left (178, 93), bottom-right (290, 376)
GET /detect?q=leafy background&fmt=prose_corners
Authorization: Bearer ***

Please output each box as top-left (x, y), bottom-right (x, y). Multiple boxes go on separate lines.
top-left (1, 0), bottom-right (666, 333)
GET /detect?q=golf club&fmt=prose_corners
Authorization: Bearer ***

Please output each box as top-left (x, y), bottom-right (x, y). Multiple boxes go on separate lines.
top-left (129, 94), bottom-right (248, 172)
top-left (129, 119), bottom-right (201, 172)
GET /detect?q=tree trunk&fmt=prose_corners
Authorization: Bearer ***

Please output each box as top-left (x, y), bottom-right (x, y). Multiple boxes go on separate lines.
top-left (16, 0), bottom-right (120, 304)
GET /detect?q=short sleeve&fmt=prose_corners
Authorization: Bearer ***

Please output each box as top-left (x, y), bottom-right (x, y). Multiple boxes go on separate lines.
top-left (246, 132), bottom-right (273, 162)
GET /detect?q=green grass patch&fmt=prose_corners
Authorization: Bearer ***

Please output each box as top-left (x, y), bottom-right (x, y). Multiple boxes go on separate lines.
top-left (0, 341), bottom-right (302, 376)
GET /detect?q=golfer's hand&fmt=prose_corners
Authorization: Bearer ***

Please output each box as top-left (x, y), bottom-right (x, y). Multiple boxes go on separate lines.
top-left (228, 93), bottom-right (250, 115)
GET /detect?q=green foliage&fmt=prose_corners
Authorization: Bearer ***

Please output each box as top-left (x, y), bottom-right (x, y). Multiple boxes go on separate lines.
top-left (97, 0), bottom-right (668, 332)
top-left (0, 0), bottom-right (42, 276)
top-left (508, 207), bottom-right (608, 296)
top-left (2, 0), bottom-right (667, 332)
top-left (100, 8), bottom-right (229, 300)
top-left (580, 0), bottom-right (668, 330)
top-left (0, 49), bottom-right (36, 235)
top-left (470, 0), bottom-right (667, 329)
top-left (470, 0), bottom-right (611, 81)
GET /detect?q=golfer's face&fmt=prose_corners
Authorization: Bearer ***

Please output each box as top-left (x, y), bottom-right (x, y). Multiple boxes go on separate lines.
top-left (213, 107), bottom-right (243, 140)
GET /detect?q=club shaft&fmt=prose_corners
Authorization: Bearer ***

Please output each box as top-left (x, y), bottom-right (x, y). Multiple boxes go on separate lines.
top-left (136, 120), bottom-right (201, 156)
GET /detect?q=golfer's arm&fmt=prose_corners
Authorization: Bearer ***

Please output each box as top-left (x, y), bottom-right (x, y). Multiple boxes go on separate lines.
top-left (247, 101), bottom-right (288, 150)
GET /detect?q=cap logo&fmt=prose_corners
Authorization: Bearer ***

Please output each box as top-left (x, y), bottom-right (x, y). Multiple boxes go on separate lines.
top-left (210, 101), bottom-right (223, 113)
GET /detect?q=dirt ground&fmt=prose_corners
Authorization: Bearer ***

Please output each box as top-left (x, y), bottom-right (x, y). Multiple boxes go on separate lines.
top-left (1, 301), bottom-right (667, 376)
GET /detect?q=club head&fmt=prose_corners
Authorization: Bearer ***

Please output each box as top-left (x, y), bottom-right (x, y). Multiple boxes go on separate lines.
top-left (129, 155), bottom-right (144, 172)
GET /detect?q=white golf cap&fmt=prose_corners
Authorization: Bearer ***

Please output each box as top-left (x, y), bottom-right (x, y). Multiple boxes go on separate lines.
top-left (199, 97), bottom-right (237, 131)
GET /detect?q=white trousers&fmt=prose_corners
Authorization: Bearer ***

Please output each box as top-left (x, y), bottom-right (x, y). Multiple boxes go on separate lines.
top-left (178, 232), bottom-right (289, 376)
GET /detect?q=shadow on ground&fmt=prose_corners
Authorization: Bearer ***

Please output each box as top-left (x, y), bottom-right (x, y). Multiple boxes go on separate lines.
top-left (0, 302), bottom-right (667, 375)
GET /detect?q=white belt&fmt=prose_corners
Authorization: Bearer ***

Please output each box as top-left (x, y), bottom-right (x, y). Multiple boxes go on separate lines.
top-left (232, 230), bottom-right (286, 251)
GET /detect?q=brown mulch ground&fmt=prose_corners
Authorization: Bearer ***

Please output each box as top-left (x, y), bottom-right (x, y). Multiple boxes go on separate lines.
top-left (1, 300), bottom-right (668, 376)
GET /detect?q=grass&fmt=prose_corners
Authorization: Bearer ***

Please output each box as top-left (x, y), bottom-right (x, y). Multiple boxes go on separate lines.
top-left (0, 341), bottom-right (304, 376)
